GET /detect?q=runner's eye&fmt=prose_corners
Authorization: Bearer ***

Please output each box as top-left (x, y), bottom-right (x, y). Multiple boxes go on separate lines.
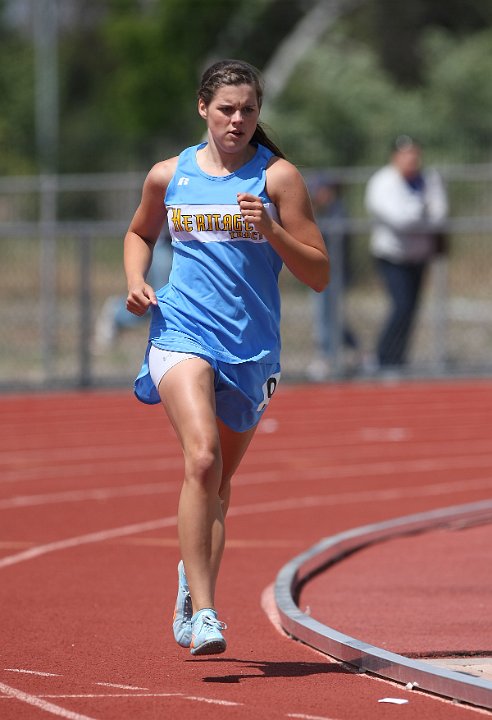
top-left (218, 106), bottom-right (256, 116)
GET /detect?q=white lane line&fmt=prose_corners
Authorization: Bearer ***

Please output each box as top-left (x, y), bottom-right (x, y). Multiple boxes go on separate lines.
top-left (94, 682), bottom-right (149, 691)
top-left (184, 695), bottom-right (241, 706)
top-left (2, 463), bottom-right (492, 516)
top-left (0, 457), bottom-right (181, 484)
top-left (228, 476), bottom-right (492, 519)
top-left (0, 516), bottom-right (177, 570)
top-left (4, 668), bottom-right (61, 677)
top-left (1, 476), bottom-right (492, 571)
top-left (0, 481), bottom-right (179, 510)
top-left (117, 537), bottom-right (300, 548)
top-left (0, 443), bottom-right (178, 465)
top-left (0, 422), bottom-right (488, 467)
top-left (235, 453), bottom-right (492, 487)
top-left (29, 693), bottom-right (182, 699)
top-left (0, 681), bottom-right (98, 720)
top-left (3, 443), bottom-right (492, 485)
top-left (360, 427), bottom-right (410, 441)
top-left (287, 714), bottom-right (340, 720)
top-left (0, 691), bottom-right (241, 707)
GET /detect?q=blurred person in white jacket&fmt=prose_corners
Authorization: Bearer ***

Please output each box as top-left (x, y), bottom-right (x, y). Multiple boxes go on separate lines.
top-left (365, 135), bottom-right (448, 368)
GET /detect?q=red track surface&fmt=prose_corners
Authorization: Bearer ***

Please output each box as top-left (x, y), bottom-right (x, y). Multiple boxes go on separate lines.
top-left (301, 521), bottom-right (492, 658)
top-left (1, 380), bottom-right (491, 719)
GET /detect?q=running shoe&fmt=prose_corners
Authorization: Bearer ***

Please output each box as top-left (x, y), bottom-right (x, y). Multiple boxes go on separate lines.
top-left (190, 608), bottom-right (227, 656)
top-left (173, 560), bottom-right (193, 647)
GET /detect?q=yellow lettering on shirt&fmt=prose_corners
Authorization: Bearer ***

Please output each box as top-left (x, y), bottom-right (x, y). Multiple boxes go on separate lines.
top-left (182, 214), bottom-right (193, 232)
top-left (171, 208), bottom-right (263, 241)
top-left (171, 207), bottom-right (183, 232)
top-left (222, 214), bottom-right (233, 231)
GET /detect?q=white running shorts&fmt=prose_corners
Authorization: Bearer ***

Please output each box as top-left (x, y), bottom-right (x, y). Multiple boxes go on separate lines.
top-left (148, 345), bottom-right (199, 391)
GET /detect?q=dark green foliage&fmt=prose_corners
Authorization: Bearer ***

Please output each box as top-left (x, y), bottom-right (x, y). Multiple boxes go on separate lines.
top-left (1, 0), bottom-right (492, 173)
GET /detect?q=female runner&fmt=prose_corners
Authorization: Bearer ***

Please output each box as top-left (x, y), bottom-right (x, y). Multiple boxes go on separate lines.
top-left (124, 58), bottom-right (329, 655)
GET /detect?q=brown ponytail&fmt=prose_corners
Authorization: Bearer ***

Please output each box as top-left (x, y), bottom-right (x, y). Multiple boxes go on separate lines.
top-left (251, 123), bottom-right (286, 159)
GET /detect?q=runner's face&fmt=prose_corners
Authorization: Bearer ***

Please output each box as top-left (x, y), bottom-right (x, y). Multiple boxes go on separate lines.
top-left (199, 84), bottom-right (260, 152)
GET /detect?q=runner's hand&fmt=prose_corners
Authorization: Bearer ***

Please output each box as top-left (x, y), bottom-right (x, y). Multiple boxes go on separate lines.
top-left (126, 283), bottom-right (157, 316)
top-left (237, 192), bottom-right (274, 235)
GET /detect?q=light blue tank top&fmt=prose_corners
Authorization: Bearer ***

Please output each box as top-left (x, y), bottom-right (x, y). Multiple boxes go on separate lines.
top-left (134, 142), bottom-right (283, 404)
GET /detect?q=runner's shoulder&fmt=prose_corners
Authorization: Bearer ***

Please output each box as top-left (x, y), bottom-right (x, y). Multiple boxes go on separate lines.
top-left (145, 157), bottom-right (179, 194)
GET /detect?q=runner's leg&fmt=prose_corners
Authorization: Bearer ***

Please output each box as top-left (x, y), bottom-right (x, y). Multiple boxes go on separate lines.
top-left (157, 359), bottom-right (256, 613)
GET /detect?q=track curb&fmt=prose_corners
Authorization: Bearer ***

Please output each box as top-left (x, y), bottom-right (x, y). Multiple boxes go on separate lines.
top-left (274, 499), bottom-right (492, 710)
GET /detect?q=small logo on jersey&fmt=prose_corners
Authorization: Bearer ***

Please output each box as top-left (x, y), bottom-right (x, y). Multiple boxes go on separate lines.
top-left (177, 177), bottom-right (190, 186)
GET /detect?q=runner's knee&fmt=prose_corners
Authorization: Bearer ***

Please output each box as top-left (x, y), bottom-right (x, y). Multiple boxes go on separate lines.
top-left (183, 442), bottom-right (222, 488)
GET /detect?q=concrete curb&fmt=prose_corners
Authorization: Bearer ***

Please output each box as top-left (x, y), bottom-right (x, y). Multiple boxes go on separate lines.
top-left (274, 499), bottom-right (492, 710)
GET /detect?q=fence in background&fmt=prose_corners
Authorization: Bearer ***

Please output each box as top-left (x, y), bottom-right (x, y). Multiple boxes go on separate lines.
top-left (0, 165), bottom-right (491, 391)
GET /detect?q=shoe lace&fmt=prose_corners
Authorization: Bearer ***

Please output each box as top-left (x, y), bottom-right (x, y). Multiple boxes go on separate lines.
top-left (201, 613), bottom-right (227, 631)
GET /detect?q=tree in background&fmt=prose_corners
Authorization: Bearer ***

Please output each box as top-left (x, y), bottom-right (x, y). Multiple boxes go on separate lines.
top-left (56, 0), bottom-right (311, 171)
top-left (356, 0), bottom-right (492, 87)
top-left (1, 0), bottom-right (492, 174)
top-left (0, 0), bottom-right (35, 174)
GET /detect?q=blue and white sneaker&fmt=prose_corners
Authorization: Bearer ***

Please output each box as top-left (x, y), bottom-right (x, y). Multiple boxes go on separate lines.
top-left (173, 561), bottom-right (193, 647)
top-left (190, 608), bottom-right (227, 656)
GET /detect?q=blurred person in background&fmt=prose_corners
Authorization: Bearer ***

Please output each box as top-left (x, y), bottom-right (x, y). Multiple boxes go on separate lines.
top-left (123, 59), bottom-right (329, 656)
top-left (365, 135), bottom-right (448, 370)
top-left (94, 229), bottom-right (173, 351)
top-left (307, 174), bottom-right (359, 381)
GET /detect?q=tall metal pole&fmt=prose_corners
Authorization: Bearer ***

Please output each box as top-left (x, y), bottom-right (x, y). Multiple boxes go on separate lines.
top-left (261, 0), bottom-right (366, 109)
top-left (33, 0), bottom-right (59, 383)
